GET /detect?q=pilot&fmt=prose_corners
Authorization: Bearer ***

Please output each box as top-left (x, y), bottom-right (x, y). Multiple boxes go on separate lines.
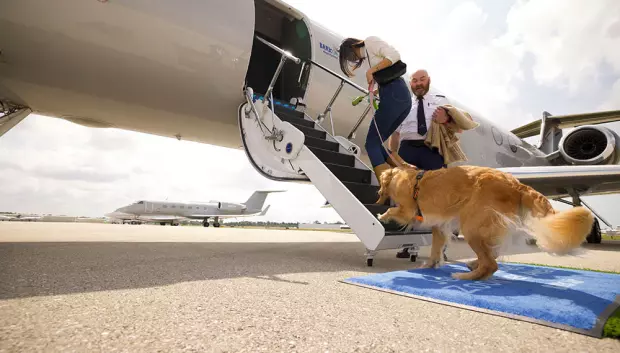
top-left (388, 69), bottom-right (451, 170)
top-left (388, 69), bottom-right (451, 259)
top-left (338, 36), bottom-right (412, 181)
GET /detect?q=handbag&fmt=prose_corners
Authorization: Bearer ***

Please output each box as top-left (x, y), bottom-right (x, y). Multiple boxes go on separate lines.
top-left (367, 49), bottom-right (407, 85)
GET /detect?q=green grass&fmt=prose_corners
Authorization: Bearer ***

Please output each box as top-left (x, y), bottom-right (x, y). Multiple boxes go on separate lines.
top-left (504, 261), bottom-right (620, 339)
top-left (603, 307), bottom-right (620, 339)
top-left (602, 234), bottom-right (620, 241)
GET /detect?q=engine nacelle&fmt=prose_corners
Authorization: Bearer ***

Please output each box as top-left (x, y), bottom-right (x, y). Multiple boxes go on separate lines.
top-left (558, 125), bottom-right (620, 165)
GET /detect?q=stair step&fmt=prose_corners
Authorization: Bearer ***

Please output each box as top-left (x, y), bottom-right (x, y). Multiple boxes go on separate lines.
top-left (289, 122), bottom-right (326, 139)
top-left (363, 204), bottom-right (412, 232)
top-left (274, 105), bottom-right (306, 119)
top-left (325, 163), bottom-right (372, 184)
top-left (308, 146), bottom-right (355, 167)
top-left (342, 182), bottom-right (380, 204)
top-left (277, 112), bottom-right (316, 129)
top-left (305, 136), bottom-right (340, 152)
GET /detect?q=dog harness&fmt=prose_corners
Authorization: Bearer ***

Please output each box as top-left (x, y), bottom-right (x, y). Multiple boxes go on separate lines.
top-left (412, 170), bottom-right (426, 222)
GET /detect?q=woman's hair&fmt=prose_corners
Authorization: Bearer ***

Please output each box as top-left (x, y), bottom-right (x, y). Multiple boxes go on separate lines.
top-left (339, 38), bottom-right (365, 77)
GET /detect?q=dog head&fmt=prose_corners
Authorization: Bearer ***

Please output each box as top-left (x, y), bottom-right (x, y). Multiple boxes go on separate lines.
top-left (376, 168), bottom-right (396, 204)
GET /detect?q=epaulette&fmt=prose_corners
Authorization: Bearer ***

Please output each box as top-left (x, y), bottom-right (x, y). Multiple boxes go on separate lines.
top-left (435, 94), bottom-right (446, 98)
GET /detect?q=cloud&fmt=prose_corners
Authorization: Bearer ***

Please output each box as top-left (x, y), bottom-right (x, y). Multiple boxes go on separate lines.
top-left (1, 0), bottom-right (619, 226)
top-left (504, 0), bottom-right (620, 93)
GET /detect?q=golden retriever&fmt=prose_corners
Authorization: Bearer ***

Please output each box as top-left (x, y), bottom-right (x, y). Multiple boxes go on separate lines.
top-left (376, 164), bottom-right (594, 280)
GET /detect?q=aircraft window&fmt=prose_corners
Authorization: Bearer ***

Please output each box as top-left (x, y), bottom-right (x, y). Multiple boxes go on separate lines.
top-left (163, 205), bottom-right (168, 208)
top-left (172, 205), bottom-right (176, 208)
top-left (188, 206), bottom-right (192, 209)
top-left (137, 201), bottom-right (144, 204)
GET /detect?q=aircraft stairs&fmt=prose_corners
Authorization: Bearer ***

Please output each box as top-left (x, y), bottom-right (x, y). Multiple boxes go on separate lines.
top-left (239, 36), bottom-right (433, 266)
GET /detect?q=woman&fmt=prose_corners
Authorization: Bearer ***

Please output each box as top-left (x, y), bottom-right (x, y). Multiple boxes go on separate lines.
top-left (339, 36), bottom-right (412, 180)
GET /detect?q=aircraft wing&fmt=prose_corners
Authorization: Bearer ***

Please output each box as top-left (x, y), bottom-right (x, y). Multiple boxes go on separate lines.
top-left (511, 110), bottom-right (620, 138)
top-left (499, 165), bottom-right (620, 198)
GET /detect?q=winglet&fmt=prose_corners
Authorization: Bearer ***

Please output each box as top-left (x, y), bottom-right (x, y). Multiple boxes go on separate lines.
top-left (259, 205), bottom-right (271, 216)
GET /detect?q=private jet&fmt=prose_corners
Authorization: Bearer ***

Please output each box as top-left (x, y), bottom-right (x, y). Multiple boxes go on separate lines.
top-left (105, 190), bottom-right (280, 227)
top-left (2, 0), bottom-right (620, 265)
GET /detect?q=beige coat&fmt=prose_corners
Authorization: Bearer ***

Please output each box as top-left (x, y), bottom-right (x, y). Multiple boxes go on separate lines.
top-left (423, 105), bottom-right (479, 165)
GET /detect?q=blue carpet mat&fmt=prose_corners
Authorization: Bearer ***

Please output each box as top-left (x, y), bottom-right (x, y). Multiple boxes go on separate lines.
top-left (343, 262), bottom-right (620, 337)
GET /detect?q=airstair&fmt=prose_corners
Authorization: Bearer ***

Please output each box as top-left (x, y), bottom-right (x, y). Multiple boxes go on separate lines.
top-left (239, 37), bottom-right (433, 266)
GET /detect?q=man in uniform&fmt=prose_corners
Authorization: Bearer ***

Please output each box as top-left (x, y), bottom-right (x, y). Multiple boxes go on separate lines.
top-left (388, 69), bottom-right (451, 259)
top-left (388, 69), bottom-right (450, 170)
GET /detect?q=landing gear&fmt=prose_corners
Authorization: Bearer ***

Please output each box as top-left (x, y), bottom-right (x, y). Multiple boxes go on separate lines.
top-left (397, 246), bottom-right (419, 262)
top-left (160, 222), bottom-right (166, 226)
top-left (586, 218), bottom-right (602, 244)
top-left (213, 222), bottom-right (220, 228)
top-left (203, 220), bottom-right (210, 227)
top-left (213, 217), bottom-right (220, 228)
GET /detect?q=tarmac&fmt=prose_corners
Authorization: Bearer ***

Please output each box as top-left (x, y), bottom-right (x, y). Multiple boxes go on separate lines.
top-left (1, 222), bottom-right (619, 352)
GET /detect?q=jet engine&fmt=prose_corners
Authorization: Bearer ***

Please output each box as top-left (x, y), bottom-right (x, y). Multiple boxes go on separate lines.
top-left (558, 125), bottom-right (620, 165)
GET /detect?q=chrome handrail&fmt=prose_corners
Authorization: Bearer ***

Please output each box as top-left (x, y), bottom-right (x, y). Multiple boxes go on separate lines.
top-left (308, 60), bottom-right (368, 95)
top-left (256, 36), bottom-right (301, 65)
top-left (253, 36), bottom-right (374, 142)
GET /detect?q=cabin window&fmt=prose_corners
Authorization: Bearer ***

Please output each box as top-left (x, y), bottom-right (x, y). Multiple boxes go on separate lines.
top-left (163, 205), bottom-right (168, 208)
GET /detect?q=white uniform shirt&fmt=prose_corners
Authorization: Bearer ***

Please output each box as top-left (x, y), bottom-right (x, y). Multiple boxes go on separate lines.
top-left (396, 92), bottom-right (450, 141)
top-left (362, 36), bottom-right (401, 68)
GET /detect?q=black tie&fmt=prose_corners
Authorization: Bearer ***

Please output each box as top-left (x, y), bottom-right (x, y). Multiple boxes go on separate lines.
top-left (417, 96), bottom-right (427, 136)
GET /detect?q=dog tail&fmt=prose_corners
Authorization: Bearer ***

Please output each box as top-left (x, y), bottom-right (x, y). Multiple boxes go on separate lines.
top-left (520, 187), bottom-right (594, 254)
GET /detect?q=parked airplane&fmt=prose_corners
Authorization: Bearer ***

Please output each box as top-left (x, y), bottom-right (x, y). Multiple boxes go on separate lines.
top-left (105, 190), bottom-right (280, 227)
top-left (2, 0), bottom-right (620, 265)
top-left (0, 213), bottom-right (42, 222)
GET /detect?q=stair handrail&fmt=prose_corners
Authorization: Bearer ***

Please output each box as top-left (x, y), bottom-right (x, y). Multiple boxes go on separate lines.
top-left (301, 111), bottom-right (373, 172)
top-left (255, 36), bottom-right (301, 65)
top-left (253, 36), bottom-right (374, 143)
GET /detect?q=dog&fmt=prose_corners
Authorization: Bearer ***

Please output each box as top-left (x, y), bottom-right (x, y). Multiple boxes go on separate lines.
top-left (376, 164), bottom-right (595, 280)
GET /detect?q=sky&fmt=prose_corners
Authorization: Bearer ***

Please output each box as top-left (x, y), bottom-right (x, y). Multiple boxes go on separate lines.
top-left (1, 0), bottom-right (619, 226)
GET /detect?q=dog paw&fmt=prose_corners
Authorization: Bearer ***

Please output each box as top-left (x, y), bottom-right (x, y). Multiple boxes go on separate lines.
top-left (451, 272), bottom-right (469, 280)
top-left (418, 260), bottom-right (440, 269)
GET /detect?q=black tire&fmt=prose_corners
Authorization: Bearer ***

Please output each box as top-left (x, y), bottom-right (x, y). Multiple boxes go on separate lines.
top-left (214, 223), bottom-right (220, 228)
top-left (367, 258), bottom-right (373, 267)
top-left (410, 255), bottom-right (417, 263)
top-left (586, 218), bottom-right (602, 244)
top-left (203, 222), bottom-right (209, 227)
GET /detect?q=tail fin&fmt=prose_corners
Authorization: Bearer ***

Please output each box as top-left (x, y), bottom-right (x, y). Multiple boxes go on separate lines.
top-left (520, 188), bottom-right (594, 254)
top-left (242, 190), bottom-right (285, 211)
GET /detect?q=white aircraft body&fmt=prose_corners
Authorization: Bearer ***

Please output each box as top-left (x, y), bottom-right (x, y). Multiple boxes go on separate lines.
top-left (2, 0), bottom-right (620, 263)
top-left (105, 190), bottom-right (279, 227)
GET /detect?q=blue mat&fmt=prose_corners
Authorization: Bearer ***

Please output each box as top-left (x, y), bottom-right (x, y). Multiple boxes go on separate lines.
top-left (343, 263), bottom-right (620, 337)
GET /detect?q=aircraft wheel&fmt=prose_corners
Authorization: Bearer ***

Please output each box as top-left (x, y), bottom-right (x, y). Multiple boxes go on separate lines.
top-left (160, 222), bottom-right (166, 226)
top-left (203, 222), bottom-right (209, 227)
top-left (586, 218), bottom-right (602, 244)
top-left (366, 258), bottom-right (373, 267)
top-left (214, 223), bottom-right (220, 228)
top-left (410, 254), bottom-right (417, 262)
